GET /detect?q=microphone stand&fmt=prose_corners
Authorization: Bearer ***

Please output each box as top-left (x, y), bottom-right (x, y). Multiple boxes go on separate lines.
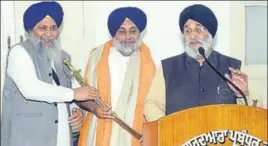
top-left (198, 47), bottom-right (248, 105)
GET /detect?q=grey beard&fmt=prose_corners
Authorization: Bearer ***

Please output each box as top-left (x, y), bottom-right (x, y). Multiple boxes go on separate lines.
top-left (27, 32), bottom-right (63, 68)
top-left (184, 33), bottom-right (213, 60)
top-left (112, 38), bottom-right (142, 56)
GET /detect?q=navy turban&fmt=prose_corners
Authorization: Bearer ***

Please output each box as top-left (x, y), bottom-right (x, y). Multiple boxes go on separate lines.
top-left (23, 1), bottom-right (64, 32)
top-left (108, 7), bottom-right (147, 37)
top-left (179, 4), bottom-right (218, 37)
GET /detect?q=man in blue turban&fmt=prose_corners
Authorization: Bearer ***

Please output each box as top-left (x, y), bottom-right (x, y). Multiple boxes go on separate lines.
top-left (1, 2), bottom-right (98, 146)
top-left (144, 4), bottom-right (255, 122)
top-left (78, 6), bottom-right (155, 146)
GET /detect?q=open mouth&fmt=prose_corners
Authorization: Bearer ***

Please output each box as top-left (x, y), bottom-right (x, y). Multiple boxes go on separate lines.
top-left (121, 42), bottom-right (136, 47)
top-left (190, 41), bottom-right (201, 46)
top-left (41, 39), bottom-right (54, 47)
top-left (44, 39), bottom-right (52, 43)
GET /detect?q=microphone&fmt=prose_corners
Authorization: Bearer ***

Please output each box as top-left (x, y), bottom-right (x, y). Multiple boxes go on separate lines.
top-left (198, 47), bottom-right (248, 105)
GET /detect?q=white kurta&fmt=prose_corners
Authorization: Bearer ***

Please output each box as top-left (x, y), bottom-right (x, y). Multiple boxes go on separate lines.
top-left (85, 45), bottom-right (139, 146)
top-left (7, 45), bottom-right (73, 146)
top-left (108, 47), bottom-right (130, 110)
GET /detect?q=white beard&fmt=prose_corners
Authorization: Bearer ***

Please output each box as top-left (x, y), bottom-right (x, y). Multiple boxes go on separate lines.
top-left (27, 32), bottom-right (63, 68)
top-left (112, 38), bottom-right (142, 56)
top-left (184, 33), bottom-right (213, 59)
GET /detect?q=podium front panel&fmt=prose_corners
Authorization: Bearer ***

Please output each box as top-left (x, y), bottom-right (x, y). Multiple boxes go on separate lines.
top-left (144, 105), bottom-right (267, 146)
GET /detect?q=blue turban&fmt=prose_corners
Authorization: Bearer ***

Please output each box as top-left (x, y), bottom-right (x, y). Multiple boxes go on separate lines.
top-left (179, 4), bottom-right (218, 37)
top-left (108, 7), bottom-right (147, 37)
top-left (23, 1), bottom-right (64, 32)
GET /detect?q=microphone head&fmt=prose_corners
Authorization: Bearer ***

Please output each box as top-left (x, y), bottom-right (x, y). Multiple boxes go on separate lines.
top-left (198, 47), bottom-right (205, 56)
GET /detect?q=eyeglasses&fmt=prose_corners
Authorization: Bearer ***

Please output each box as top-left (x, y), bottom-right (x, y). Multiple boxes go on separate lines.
top-left (184, 26), bottom-right (208, 35)
top-left (117, 27), bottom-right (139, 36)
top-left (37, 25), bottom-right (58, 32)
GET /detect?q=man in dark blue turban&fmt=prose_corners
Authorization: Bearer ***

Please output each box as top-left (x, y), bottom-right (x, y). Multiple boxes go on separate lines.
top-left (145, 4), bottom-right (253, 122)
top-left (23, 1), bottom-right (64, 32)
top-left (107, 6), bottom-right (147, 38)
top-left (1, 2), bottom-right (97, 146)
top-left (78, 6), bottom-right (155, 146)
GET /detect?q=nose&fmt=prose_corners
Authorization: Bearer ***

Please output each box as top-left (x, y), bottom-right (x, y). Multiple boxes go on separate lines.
top-left (125, 32), bottom-right (131, 39)
top-left (189, 32), bottom-right (199, 39)
top-left (44, 29), bottom-right (53, 37)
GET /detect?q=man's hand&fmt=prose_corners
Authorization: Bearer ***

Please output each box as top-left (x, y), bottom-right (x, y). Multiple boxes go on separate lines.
top-left (93, 105), bottom-right (114, 119)
top-left (69, 108), bottom-right (85, 130)
top-left (139, 136), bottom-right (143, 145)
top-left (73, 86), bottom-right (101, 101)
top-left (225, 67), bottom-right (249, 97)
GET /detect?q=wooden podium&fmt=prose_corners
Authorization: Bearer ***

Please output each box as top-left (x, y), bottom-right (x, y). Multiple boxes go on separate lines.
top-left (143, 104), bottom-right (267, 146)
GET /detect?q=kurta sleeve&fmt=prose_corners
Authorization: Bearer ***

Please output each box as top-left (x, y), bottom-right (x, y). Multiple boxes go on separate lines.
top-left (144, 64), bottom-right (166, 122)
top-left (7, 45), bottom-right (74, 103)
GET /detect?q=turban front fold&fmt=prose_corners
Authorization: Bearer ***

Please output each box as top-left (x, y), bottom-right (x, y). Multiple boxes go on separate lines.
top-left (179, 4), bottom-right (218, 37)
top-left (108, 7), bottom-right (147, 37)
top-left (23, 1), bottom-right (64, 32)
